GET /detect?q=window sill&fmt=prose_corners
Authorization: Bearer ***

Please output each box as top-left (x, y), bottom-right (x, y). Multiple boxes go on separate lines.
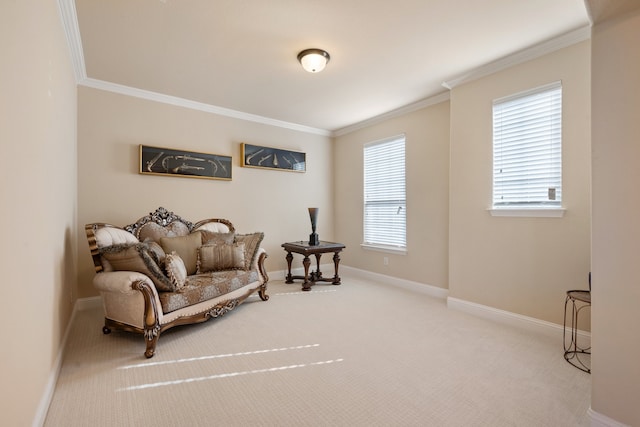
top-left (488, 208), bottom-right (566, 218)
top-left (361, 244), bottom-right (407, 255)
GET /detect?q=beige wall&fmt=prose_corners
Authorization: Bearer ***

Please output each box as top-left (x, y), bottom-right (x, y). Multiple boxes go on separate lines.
top-left (449, 41), bottom-right (592, 325)
top-left (0, 1), bottom-right (78, 425)
top-left (334, 102), bottom-right (451, 288)
top-left (4, 3), bottom-right (628, 423)
top-left (77, 87), bottom-right (333, 297)
top-left (334, 42), bottom-right (591, 326)
top-left (591, 9), bottom-right (640, 426)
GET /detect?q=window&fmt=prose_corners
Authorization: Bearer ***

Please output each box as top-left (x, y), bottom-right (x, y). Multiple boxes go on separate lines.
top-left (363, 135), bottom-right (406, 251)
top-left (492, 82), bottom-right (562, 213)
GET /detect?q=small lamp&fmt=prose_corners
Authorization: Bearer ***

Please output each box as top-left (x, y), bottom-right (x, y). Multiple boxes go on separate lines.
top-left (297, 49), bottom-right (330, 73)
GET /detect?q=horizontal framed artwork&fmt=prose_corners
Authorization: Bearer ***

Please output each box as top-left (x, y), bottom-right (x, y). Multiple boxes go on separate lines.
top-left (139, 145), bottom-right (232, 181)
top-left (241, 143), bottom-right (306, 172)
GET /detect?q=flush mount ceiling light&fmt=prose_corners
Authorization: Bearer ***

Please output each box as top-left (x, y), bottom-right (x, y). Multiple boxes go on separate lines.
top-left (297, 48), bottom-right (330, 73)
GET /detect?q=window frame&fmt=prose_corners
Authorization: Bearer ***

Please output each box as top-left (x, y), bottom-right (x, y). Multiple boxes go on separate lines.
top-left (490, 81), bottom-right (565, 218)
top-left (362, 135), bottom-right (407, 253)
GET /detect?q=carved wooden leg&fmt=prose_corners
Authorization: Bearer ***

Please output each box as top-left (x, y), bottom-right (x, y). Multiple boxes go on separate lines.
top-left (313, 253), bottom-right (323, 280)
top-left (144, 331), bottom-right (160, 359)
top-left (285, 251), bottom-right (294, 283)
top-left (332, 251), bottom-right (342, 285)
top-left (259, 283), bottom-right (270, 301)
top-left (302, 256), bottom-right (312, 291)
top-left (257, 252), bottom-right (269, 301)
top-left (132, 280), bottom-right (162, 358)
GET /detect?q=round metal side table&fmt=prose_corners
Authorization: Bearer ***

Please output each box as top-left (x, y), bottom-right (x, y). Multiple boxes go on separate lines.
top-left (563, 289), bottom-right (591, 373)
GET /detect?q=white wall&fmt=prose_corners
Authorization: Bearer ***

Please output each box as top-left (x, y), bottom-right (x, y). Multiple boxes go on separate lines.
top-left (77, 87), bottom-right (334, 297)
top-left (591, 9), bottom-right (640, 426)
top-left (0, 1), bottom-right (77, 425)
top-left (448, 41), bottom-right (592, 325)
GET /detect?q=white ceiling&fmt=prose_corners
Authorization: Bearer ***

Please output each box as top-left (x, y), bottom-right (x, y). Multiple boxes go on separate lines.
top-left (72, 0), bottom-right (591, 134)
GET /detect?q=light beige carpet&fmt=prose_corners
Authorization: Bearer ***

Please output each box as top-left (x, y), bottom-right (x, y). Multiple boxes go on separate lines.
top-left (45, 274), bottom-right (590, 426)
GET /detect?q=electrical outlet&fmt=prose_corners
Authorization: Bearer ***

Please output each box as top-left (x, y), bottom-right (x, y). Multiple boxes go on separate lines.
top-left (383, 256), bottom-right (389, 266)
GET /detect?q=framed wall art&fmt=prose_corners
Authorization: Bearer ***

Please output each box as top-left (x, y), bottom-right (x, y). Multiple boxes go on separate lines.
top-left (241, 143), bottom-right (306, 172)
top-left (139, 145), bottom-right (232, 181)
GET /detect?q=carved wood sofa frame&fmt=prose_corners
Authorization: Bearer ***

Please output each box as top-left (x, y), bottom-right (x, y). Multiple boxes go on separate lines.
top-left (85, 207), bottom-right (269, 358)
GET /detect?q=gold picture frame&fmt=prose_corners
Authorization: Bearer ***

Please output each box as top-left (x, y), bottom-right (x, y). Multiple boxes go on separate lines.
top-left (241, 143), bottom-right (306, 172)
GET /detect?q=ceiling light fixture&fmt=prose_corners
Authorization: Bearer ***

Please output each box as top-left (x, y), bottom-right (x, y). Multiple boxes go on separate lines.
top-left (297, 48), bottom-right (330, 73)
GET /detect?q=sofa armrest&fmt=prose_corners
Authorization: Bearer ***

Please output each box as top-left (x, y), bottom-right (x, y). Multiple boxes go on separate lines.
top-left (93, 271), bottom-right (157, 295)
top-left (252, 247), bottom-right (266, 269)
top-left (254, 247), bottom-right (268, 284)
top-left (93, 271), bottom-right (164, 352)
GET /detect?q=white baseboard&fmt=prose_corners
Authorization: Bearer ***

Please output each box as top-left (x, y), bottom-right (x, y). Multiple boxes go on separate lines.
top-left (447, 296), bottom-right (591, 345)
top-left (268, 264), bottom-right (449, 300)
top-left (334, 265), bottom-right (590, 345)
top-left (33, 295), bottom-right (105, 426)
top-left (589, 407), bottom-right (630, 427)
top-left (75, 295), bottom-right (102, 311)
top-left (32, 297), bottom-right (84, 427)
top-left (340, 265), bottom-right (449, 299)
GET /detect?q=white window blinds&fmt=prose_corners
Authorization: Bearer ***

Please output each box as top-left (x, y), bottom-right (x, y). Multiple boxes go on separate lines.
top-left (363, 136), bottom-right (406, 249)
top-left (493, 82), bottom-right (562, 208)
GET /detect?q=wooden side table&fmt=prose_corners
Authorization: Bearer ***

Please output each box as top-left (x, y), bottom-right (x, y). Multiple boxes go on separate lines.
top-left (281, 241), bottom-right (346, 291)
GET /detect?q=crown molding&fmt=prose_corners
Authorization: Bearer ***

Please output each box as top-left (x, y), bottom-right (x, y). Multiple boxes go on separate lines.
top-left (79, 78), bottom-right (332, 136)
top-left (332, 91), bottom-right (451, 137)
top-left (442, 25), bottom-right (592, 90)
top-left (59, 0), bottom-right (589, 139)
top-left (333, 22), bottom-right (590, 138)
top-left (56, 0), bottom-right (331, 137)
top-left (57, 0), bottom-right (86, 82)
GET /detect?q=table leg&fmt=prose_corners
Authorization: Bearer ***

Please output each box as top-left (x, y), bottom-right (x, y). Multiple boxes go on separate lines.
top-left (332, 251), bottom-right (342, 285)
top-left (312, 253), bottom-right (323, 281)
top-left (285, 252), bottom-right (294, 284)
top-left (302, 256), bottom-right (312, 291)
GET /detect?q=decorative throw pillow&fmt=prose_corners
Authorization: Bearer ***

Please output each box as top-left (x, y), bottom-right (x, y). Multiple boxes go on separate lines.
top-left (197, 242), bottom-right (245, 273)
top-left (234, 232), bottom-right (264, 270)
top-left (159, 231), bottom-right (202, 275)
top-left (99, 243), bottom-right (175, 292)
top-left (94, 227), bottom-right (138, 248)
top-left (163, 251), bottom-right (187, 289)
top-left (200, 230), bottom-right (235, 246)
top-left (144, 239), bottom-right (166, 265)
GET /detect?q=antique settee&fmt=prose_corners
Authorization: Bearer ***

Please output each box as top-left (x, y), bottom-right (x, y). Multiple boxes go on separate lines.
top-left (85, 207), bottom-right (269, 358)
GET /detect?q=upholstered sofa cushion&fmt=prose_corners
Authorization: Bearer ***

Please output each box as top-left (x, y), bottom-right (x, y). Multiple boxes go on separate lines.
top-left (158, 269), bottom-right (259, 313)
top-left (234, 232), bottom-right (264, 270)
top-left (159, 231), bottom-right (202, 275)
top-left (164, 252), bottom-right (187, 289)
top-left (197, 242), bottom-right (245, 273)
top-left (99, 243), bottom-right (175, 292)
top-left (200, 230), bottom-right (235, 245)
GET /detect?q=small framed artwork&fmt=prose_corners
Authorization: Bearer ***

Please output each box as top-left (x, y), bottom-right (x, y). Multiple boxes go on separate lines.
top-left (139, 145), bottom-right (232, 181)
top-left (241, 143), bottom-right (306, 172)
